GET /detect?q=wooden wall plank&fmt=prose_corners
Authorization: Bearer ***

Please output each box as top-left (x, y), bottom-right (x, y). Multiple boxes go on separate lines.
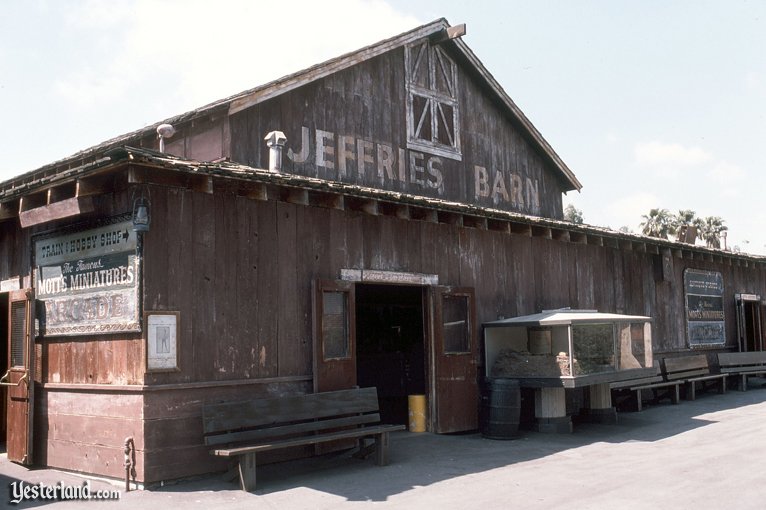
top-left (192, 191), bottom-right (216, 381)
top-left (256, 200), bottom-right (279, 377)
top-left (276, 201), bottom-right (301, 376)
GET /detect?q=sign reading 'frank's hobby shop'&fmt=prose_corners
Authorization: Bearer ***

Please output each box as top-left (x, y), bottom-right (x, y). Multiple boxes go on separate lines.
top-left (34, 218), bottom-right (140, 336)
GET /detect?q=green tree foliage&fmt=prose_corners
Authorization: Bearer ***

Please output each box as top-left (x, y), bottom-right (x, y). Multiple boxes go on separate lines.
top-left (564, 204), bottom-right (584, 224)
top-left (639, 208), bottom-right (728, 249)
top-left (640, 208), bottom-right (674, 239)
top-left (698, 216), bottom-right (728, 249)
top-left (671, 209), bottom-right (703, 233)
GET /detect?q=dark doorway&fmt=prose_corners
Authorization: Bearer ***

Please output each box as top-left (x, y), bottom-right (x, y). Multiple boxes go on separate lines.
top-left (736, 295), bottom-right (764, 352)
top-left (356, 284), bottom-right (425, 426)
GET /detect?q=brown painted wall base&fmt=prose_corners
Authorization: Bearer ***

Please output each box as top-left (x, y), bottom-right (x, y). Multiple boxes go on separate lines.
top-left (33, 378), bottom-right (312, 484)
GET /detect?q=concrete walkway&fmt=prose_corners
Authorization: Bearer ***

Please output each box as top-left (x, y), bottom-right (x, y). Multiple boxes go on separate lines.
top-left (3, 381), bottom-right (766, 509)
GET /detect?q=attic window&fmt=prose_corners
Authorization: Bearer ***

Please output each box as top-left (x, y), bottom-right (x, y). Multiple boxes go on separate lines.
top-left (405, 41), bottom-right (461, 160)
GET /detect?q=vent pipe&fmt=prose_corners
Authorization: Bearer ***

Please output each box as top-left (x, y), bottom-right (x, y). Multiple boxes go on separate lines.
top-left (157, 124), bottom-right (176, 153)
top-left (264, 131), bottom-right (287, 172)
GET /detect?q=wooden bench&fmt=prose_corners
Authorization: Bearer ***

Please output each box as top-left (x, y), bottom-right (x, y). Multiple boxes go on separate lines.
top-left (611, 362), bottom-right (682, 412)
top-left (662, 354), bottom-right (726, 401)
top-left (202, 387), bottom-right (406, 492)
top-left (717, 351), bottom-right (766, 391)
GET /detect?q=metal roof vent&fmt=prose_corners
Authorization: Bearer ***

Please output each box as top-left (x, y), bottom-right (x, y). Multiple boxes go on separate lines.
top-left (264, 131), bottom-right (287, 172)
top-left (157, 124), bottom-right (176, 153)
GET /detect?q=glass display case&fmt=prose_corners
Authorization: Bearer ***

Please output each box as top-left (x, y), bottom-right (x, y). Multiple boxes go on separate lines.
top-left (483, 309), bottom-right (654, 387)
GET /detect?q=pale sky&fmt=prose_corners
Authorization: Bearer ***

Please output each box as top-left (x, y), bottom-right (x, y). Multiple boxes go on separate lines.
top-left (2, 1), bottom-right (765, 253)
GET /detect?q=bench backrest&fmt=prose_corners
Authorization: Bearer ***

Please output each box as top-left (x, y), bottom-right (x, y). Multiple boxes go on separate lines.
top-left (203, 387), bottom-right (381, 447)
top-left (662, 355), bottom-right (710, 381)
top-left (718, 351), bottom-right (766, 368)
top-left (611, 361), bottom-right (663, 389)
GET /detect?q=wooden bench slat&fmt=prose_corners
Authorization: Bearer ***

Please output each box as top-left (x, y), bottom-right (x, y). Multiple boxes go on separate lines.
top-left (717, 352), bottom-right (766, 391)
top-left (204, 413), bottom-right (382, 446)
top-left (663, 355), bottom-right (709, 373)
top-left (665, 368), bottom-right (709, 381)
top-left (202, 387), bottom-right (405, 492)
top-left (611, 376), bottom-right (663, 390)
top-left (718, 351), bottom-right (766, 366)
top-left (631, 381), bottom-right (682, 391)
top-left (686, 374), bottom-right (727, 382)
top-left (721, 368), bottom-right (766, 375)
top-left (662, 355), bottom-right (726, 401)
top-left (203, 387), bottom-right (379, 433)
top-left (212, 424), bottom-right (406, 457)
top-left (610, 362), bottom-right (680, 412)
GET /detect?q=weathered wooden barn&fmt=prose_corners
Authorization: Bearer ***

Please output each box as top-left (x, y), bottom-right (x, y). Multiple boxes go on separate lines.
top-left (1, 18), bottom-right (764, 484)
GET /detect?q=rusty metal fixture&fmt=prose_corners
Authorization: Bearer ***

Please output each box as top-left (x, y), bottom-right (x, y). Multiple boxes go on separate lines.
top-left (123, 437), bottom-right (136, 491)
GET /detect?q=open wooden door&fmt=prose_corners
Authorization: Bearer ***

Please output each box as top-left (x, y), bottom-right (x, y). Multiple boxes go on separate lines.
top-left (313, 280), bottom-right (356, 393)
top-left (429, 286), bottom-right (478, 433)
top-left (3, 289), bottom-right (35, 465)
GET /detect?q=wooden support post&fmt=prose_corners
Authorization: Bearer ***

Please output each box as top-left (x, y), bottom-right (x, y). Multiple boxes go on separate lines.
top-left (487, 219), bottom-right (511, 233)
top-left (532, 226), bottom-right (552, 239)
top-left (588, 383), bottom-right (617, 424)
top-left (571, 232), bottom-right (588, 244)
top-left (395, 204), bottom-right (410, 220)
top-left (534, 387), bottom-right (571, 433)
top-left (510, 222), bottom-right (532, 236)
top-left (238, 452), bottom-right (257, 492)
top-left (284, 188), bottom-right (309, 206)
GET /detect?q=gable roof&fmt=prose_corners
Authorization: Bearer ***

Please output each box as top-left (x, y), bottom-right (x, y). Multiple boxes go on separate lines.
top-left (225, 18), bottom-right (582, 191)
top-left (2, 18), bottom-right (581, 195)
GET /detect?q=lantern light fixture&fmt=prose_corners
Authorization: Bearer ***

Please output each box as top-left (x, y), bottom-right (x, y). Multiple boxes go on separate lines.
top-left (132, 189), bottom-right (151, 233)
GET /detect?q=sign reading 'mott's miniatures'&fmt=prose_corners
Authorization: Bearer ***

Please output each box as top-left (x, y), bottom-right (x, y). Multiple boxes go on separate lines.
top-left (34, 219), bottom-right (140, 336)
top-left (684, 269), bottom-right (725, 347)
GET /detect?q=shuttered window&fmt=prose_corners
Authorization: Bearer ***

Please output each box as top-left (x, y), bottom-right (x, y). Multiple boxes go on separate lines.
top-left (405, 41), bottom-right (461, 160)
top-left (10, 301), bottom-right (26, 367)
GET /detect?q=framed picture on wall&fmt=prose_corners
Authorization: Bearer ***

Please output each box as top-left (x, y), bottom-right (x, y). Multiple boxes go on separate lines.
top-left (145, 311), bottom-right (180, 372)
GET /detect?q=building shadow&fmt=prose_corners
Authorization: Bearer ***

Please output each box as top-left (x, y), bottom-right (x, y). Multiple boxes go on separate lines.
top-left (149, 378), bottom-right (766, 502)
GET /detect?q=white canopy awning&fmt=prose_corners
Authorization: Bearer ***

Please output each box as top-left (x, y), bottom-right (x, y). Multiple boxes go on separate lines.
top-left (484, 309), bottom-right (651, 328)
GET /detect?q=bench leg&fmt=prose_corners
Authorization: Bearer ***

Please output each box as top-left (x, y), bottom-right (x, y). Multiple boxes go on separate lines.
top-left (720, 377), bottom-right (726, 394)
top-left (740, 374), bottom-right (748, 392)
top-left (685, 381), bottom-right (696, 401)
top-left (671, 385), bottom-right (680, 405)
top-left (374, 432), bottom-right (390, 466)
top-left (238, 452), bottom-right (257, 492)
top-left (634, 389), bottom-right (643, 412)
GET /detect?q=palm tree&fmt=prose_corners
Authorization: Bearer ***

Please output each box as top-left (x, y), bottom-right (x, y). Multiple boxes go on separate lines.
top-left (698, 216), bottom-right (727, 249)
top-left (640, 208), bottom-right (674, 239)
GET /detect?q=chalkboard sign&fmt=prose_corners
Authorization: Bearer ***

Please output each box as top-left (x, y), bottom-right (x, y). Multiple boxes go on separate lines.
top-left (684, 269), bottom-right (725, 347)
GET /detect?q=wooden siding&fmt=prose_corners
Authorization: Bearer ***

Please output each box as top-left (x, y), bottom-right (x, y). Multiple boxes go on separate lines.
top-left (229, 47), bottom-right (567, 219)
top-left (139, 185), bottom-right (764, 390)
top-left (34, 390), bottom-right (144, 480)
top-left (3, 181), bottom-right (766, 483)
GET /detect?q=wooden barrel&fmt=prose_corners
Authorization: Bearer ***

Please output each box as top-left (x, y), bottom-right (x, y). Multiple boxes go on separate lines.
top-left (481, 378), bottom-right (521, 439)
